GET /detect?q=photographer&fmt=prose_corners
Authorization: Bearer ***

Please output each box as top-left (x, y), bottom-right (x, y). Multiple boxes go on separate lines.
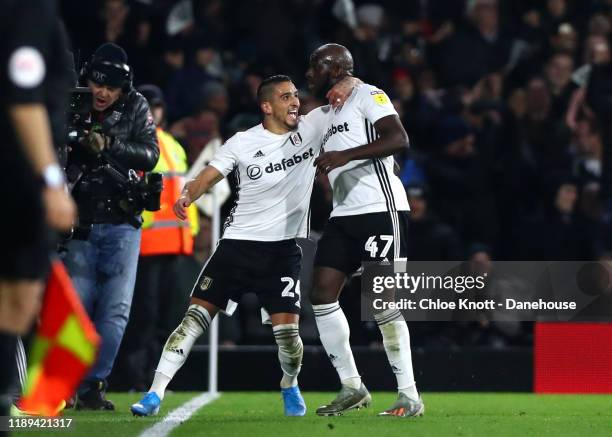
top-left (62, 42), bottom-right (159, 410)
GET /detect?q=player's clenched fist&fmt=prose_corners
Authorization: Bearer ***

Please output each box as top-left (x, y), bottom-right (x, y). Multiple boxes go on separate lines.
top-left (174, 191), bottom-right (191, 220)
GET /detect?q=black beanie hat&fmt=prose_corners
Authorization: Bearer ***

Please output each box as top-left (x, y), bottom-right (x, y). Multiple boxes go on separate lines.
top-left (94, 43), bottom-right (128, 64)
top-left (138, 84), bottom-right (165, 106)
top-left (89, 43), bottom-right (130, 88)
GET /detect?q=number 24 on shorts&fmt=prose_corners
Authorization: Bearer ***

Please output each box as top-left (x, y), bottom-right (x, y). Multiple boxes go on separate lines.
top-left (365, 235), bottom-right (393, 258)
top-left (281, 277), bottom-right (301, 308)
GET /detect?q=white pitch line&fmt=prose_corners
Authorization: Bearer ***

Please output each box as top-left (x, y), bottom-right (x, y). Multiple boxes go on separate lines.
top-left (139, 392), bottom-right (221, 437)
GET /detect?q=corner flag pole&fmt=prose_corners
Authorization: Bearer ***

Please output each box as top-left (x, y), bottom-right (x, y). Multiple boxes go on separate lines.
top-left (208, 184), bottom-right (220, 395)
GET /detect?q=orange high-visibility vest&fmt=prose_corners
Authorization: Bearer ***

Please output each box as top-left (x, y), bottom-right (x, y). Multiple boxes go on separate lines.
top-left (140, 128), bottom-right (198, 256)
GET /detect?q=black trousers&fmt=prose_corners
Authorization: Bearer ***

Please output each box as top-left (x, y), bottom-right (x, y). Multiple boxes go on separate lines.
top-left (113, 254), bottom-right (199, 390)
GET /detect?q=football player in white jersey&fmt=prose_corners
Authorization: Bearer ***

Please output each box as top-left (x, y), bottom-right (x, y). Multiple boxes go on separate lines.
top-left (306, 44), bottom-right (425, 417)
top-left (131, 75), bottom-right (332, 417)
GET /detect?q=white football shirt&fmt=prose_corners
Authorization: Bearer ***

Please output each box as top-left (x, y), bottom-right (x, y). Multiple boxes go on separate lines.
top-left (209, 107), bottom-right (330, 241)
top-left (322, 83), bottom-right (410, 217)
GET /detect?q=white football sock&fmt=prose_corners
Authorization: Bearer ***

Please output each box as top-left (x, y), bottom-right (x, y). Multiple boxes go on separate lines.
top-left (313, 302), bottom-right (361, 389)
top-left (273, 323), bottom-right (303, 389)
top-left (375, 308), bottom-right (419, 400)
top-left (150, 304), bottom-right (211, 399)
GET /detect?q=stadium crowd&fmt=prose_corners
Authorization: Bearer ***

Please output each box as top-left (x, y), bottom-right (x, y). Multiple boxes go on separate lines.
top-left (58, 0), bottom-right (612, 385)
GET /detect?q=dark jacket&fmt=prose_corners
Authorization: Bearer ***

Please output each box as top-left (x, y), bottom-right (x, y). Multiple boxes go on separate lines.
top-left (407, 214), bottom-right (463, 261)
top-left (102, 90), bottom-right (159, 169)
top-left (587, 63), bottom-right (612, 197)
top-left (71, 89), bottom-right (159, 226)
top-left (424, 152), bottom-right (498, 245)
top-left (516, 210), bottom-right (600, 261)
top-left (430, 23), bottom-right (513, 88)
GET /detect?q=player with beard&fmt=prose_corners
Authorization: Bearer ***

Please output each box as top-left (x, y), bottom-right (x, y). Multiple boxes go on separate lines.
top-left (306, 44), bottom-right (424, 417)
top-left (131, 75), bottom-right (332, 417)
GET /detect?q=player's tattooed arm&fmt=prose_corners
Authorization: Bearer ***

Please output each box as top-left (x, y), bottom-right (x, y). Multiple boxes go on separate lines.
top-left (174, 166), bottom-right (224, 220)
top-left (314, 114), bottom-right (409, 174)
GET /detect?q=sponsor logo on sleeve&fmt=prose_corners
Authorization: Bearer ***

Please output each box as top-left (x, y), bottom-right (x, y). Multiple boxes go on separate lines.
top-left (370, 89), bottom-right (390, 105)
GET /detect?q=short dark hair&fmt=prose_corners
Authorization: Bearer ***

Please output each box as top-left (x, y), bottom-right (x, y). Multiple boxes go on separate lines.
top-left (256, 74), bottom-right (292, 104)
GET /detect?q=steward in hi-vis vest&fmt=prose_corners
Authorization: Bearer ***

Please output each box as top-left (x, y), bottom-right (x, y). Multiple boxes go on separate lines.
top-left (141, 127), bottom-right (198, 256)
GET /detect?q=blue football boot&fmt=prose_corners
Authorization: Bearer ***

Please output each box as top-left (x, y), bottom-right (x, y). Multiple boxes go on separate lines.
top-left (131, 392), bottom-right (161, 417)
top-left (281, 386), bottom-right (307, 416)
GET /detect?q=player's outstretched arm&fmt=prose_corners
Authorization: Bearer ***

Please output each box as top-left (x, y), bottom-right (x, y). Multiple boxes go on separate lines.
top-left (314, 114), bottom-right (408, 174)
top-left (174, 165), bottom-right (224, 220)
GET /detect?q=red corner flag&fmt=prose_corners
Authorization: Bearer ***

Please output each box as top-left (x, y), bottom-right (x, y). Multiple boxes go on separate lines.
top-left (19, 259), bottom-right (100, 416)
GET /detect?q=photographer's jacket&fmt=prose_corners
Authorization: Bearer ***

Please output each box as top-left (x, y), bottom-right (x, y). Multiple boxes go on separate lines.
top-left (72, 90), bottom-right (159, 225)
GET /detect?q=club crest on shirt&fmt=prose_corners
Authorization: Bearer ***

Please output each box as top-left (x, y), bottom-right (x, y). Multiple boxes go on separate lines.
top-left (289, 132), bottom-right (303, 146)
top-left (199, 276), bottom-right (213, 290)
top-left (370, 89), bottom-right (389, 105)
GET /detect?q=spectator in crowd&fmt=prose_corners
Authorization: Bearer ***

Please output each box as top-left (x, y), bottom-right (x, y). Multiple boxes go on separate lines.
top-left (517, 177), bottom-right (601, 260)
top-left (391, 68), bottom-right (438, 149)
top-left (192, 0), bottom-right (228, 48)
top-left (571, 117), bottom-right (603, 185)
top-left (430, 0), bottom-right (513, 87)
top-left (226, 67), bottom-right (262, 124)
top-left (170, 82), bottom-right (228, 164)
top-left (549, 22), bottom-right (579, 58)
top-left (457, 244), bottom-right (531, 347)
top-left (121, 6), bottom-right (156, 85)
top-left (520, 77), bottom-right (572, 198)
top-left (585, 35), bottom-right (612, 200)
top-left (100, 0), bottom-right (129, 45)
top-left (424, 115), bottom-right (498, 246)
top-left (405, 183), bottom-right (462, 261)
top-left (165, 38), bottom-right (224, 120)
top-left (151, 37), bottom-right (186, 95)
top-left (349, 3), bottom-right (393, 89)
top-left (545, 53), bottom-right (575, 118)
top-left (541, 0), bottom-right (572, 36)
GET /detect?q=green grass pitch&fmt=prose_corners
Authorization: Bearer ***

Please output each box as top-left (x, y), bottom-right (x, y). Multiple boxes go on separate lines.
top-left (18, 392), bottom-right (612, 437)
